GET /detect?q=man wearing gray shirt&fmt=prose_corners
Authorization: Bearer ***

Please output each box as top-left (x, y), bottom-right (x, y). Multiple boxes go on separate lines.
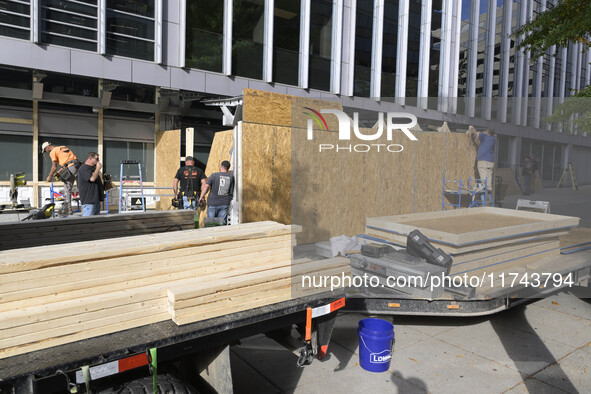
top-left (199, 160), bottom-right (234, 225)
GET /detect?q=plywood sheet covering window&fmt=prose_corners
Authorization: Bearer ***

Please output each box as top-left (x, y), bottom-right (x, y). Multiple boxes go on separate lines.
top-left (155, 129), bottom-right (181, 210)
top-left (242, 124), bottom-right (291, 225)
top-left (199, 129), bottom-right (234, 225)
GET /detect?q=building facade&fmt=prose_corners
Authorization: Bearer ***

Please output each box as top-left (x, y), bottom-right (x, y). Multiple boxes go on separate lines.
top-left (0, 0), bottom-right (589, 206)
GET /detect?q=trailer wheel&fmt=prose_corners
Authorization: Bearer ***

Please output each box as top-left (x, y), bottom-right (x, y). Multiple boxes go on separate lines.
top-left (97, 373), bottom-right (198, 394)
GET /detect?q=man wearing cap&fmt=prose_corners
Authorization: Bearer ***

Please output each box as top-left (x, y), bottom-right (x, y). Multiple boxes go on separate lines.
top-left (41, 142), bottom-right (81, 214)
top-left (199, 160), bottom-right (234, 225)
top-left (173, 156), bottom-right (206, 209)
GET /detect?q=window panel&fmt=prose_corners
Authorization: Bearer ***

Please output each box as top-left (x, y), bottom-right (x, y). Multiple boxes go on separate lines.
top-left (353, 0), bottom-right (374, 97)
top-left (0, 133), bottom-right (32, 181)
top-left (273, 0), bottom-right (300, 86)
top-left (232, 0), bottom-right (265, 80)
top-left (40, 0), bottom-right (98, 51)
top-left (380, 0), bottom-right (398, 98)
top-left (106, 0), bottom-right (154, 60)
top-left (0, 0), bottom-right (30, 40)
top-left (185, 0), bottom-right (224, 72)
top-left (104, 140), bottom-right (154, 182)
top-left (405, 0), bottom-right (421, 101)
top-left (39, 137), bottom-right (98, 180)
top-left (309, 0), bottom-right (332, 91)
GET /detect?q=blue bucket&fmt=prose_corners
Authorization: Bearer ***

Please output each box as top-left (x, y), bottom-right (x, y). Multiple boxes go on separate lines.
top-left (358, 318), bottom-right (395, 372)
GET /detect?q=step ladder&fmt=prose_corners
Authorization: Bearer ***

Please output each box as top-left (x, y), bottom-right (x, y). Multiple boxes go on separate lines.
top-left (118, 160), bottom-right (145, 213)
top-left (557, 162), bottom-right (578, 190)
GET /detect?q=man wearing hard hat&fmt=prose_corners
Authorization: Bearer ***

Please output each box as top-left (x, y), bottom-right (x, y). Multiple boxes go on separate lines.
top-left (41, 142), bottom-right (81, 214)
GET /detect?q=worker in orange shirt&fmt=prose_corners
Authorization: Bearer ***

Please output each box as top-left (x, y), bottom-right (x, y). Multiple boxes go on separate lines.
top-left (42, 142), bottom-right (81, 214)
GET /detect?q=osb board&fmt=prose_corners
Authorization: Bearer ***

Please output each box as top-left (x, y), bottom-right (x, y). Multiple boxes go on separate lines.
top-left (366, 207), bottom-right (580, 246)
top-left (199, 130), bottom-right (234, 225)
top-left (242, 123), bottom-right (291, 225)
top-left (403, 213), bottom-right (540, 234)
top-left (443, 133), bottom-right (479, 208)
top-left (560, 227), bottom-right (591, 248)
top-left (495, 168), bottom-right (521, 195)
top-left (155, 129), bottom-right (180, 210)
top-left (415, 133), bottom-right (445, 213)
top-left (243, 88), bottom-right (342, 128)
top-left (365, 226), bottom-right (569, 254)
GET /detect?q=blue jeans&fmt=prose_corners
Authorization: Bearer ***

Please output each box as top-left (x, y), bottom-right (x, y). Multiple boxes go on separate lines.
top-left (82, 203), bottom-right (100, 216)
top-left (182, 196), bottom-right (197, 209)
top-left (207, 205), bottom-right (229, 224)
top-left (523, 175), bottom-right (531, 195)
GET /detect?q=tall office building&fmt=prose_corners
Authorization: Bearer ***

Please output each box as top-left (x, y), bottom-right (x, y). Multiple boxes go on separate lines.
top-left (0, 0), bottom-right (589, 205)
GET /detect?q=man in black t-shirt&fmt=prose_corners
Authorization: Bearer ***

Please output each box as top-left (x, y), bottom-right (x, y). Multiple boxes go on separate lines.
top-left (199, 160), bottom-right (234, 224)
top-left (77, 152), bottom-right (104, 216)
top-left (173, 156), bottom-right (206, 209)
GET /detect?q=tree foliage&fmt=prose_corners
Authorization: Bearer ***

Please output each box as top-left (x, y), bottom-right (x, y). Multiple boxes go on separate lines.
top-left (513, 0), bottom-right (591, 60)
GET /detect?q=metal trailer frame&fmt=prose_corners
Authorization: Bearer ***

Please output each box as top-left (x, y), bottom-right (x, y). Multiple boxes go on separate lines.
top-left (0, 293), bottom-right (345, 394)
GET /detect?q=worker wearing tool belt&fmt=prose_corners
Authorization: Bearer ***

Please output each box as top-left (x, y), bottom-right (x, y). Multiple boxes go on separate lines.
top-left (172, 156), bottom-right (206, 210)
top-left (199, 160), bottom-right (234, 225)
top-left (469, 126), bottom-right (496, 203)
top-left (42, 142), bottom-right (81, 214)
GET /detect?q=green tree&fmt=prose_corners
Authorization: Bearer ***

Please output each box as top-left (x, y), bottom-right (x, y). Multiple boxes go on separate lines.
top-left (513, 0), bottom-right (591, 132)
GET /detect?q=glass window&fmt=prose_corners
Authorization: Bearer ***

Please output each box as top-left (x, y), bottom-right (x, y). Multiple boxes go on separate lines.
top-left (353, 0), bottom-right (374, 97)
top-left (186, 0), bottom-right (224, 72)
top-left (491, 0), bottom-right (503, 98)
top-left (273, 0), bottom-right (300, 85)
top-left (104, 140), bottom-right (154, 182)
top-left (405, 0), bottom-right (421, 102)
top-left (457, 0), bottom-right (471, 114)
top-left (428, 0), bottom-right (442, 105)
top-left (106, 0), bottom-right (154, 61)
top-left (496, 134), bottom-right (510, 168)
top-left (43, 73), bottom-right (98, 97)
top-left (40, 0), bottom-right (98, 51)
top-left (0, 0), bottom-right (30, 40)
top-left (309, 0), bottom-right (332, 91)
top-left (0, 133), bottom-right (32, 181)
top-left (232, 0), bottom-right (265, 80)
top-left (380, 0), bottom-right (398, 98)
top-left (39, 137), bottom-right (98, 180)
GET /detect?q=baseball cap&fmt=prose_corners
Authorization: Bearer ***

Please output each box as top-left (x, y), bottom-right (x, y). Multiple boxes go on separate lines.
top-left (185, 156), bottom-right (195, 162)
top-left (221, 160), bottom-right (231, 169)
top-left (41, 141), bottom-right (51, 152)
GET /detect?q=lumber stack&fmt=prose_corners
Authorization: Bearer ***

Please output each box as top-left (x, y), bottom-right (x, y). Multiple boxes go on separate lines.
top-left (0, 210), bottom-right (197, 251)
top-left (365, 207), bottom-right (579, 293)
top-left (0, 221), bottom-right (349, 359)
top-left (168, 257), bottom-right (350, 325)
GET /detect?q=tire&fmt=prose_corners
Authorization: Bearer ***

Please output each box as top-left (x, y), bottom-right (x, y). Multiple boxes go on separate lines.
top-left (97, 373), bottom-right (198, 394)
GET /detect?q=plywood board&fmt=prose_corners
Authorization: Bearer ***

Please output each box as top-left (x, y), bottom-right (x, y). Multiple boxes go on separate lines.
top-left (560, 227), bottom-right (591, 249)
top-left (366, 207), bottom-right (579, 247)
top-left (155, 129), bottom-right (180, 210)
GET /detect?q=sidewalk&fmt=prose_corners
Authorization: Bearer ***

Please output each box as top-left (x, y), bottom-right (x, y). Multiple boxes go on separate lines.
top-left (231, 187), bottom-right (591, 393)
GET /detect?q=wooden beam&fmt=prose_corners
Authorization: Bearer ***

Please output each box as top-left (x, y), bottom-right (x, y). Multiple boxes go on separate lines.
top-left (0, 117), bottom-right (33, 125)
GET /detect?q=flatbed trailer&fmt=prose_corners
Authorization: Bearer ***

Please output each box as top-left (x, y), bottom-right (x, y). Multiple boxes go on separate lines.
top-left (0, 292), bottom-right (345, 393)
top-left (344, 249), bottom-right (591, 316)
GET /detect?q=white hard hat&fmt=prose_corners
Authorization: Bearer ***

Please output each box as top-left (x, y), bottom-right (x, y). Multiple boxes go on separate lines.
top-left (41, 141), bottom-right (51, 152)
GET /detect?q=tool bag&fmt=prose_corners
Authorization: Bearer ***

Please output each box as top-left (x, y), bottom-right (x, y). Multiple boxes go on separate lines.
top-left (56, 166), bottom-right (75, 183)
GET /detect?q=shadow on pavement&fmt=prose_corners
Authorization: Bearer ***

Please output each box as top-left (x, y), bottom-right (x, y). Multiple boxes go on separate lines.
top-left (490, 305), bottom-right (578, 393)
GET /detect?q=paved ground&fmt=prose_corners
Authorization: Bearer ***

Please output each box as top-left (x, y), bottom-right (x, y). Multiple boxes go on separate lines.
top-left (230, 186), bottom-right (591, 393)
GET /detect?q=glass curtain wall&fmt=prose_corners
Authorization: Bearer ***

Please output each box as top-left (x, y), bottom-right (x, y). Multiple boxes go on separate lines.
top-left (0, 0), bottom-right (30, 40)
top-left (428, 0), bottom-right (442, 107)
top-left (458, 0), bottom-right (471, 114)
top-left (106, 0), bottom-right (155, 61)
top-left (104, 141), bottom-right (154, 182)
top-left (185, 0), bottom-right (224, 72)
top-left (232, 0), bottom-right (265, 79)
top-left (0, 133), bottom-right (32, 180)
top-left (405, 0), bottom-right (421, 103)
top-left (273, 0), bottom-right (301, 85)
top-left (353, 0), bottom-right (374, 97)
top-left (309, 0), bottom-right (332, 91)
top-left (40, 0), bottom-right (98, 51)
top-left (39, 137), bottom-right (98, 180)
top-left (380, 0), bottom-right (398, 98)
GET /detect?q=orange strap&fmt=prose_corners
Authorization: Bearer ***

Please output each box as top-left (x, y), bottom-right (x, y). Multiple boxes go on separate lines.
top-left (305, 307), bottom-right (312, 342)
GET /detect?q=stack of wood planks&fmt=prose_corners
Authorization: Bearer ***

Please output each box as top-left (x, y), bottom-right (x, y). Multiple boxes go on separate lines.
top-left (0, 210), bottom-right (197, 251)
top-left (0, 221), bottom-right (350, 359)
top-left (365, 207), bottom-right (579, 295)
